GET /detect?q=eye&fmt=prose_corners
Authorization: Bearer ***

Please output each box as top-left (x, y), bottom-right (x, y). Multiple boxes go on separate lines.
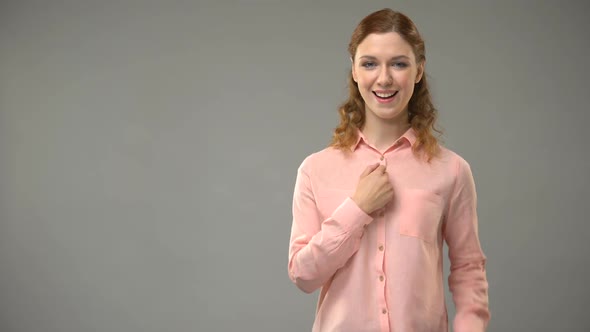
top-left (361, 61), bottom-right (377, 69)
top-left (391, 62), bottom-right (408, 68)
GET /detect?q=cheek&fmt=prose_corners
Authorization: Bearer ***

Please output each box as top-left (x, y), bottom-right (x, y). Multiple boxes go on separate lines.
top-left (356, 71), bottom-right (376, 88)
top-left (399, 68), bottom-right (420, 87)
top-left (395, 73), bottom-right (413, 87)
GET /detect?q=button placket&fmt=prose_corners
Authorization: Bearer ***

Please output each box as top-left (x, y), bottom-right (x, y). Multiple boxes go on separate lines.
top-left (374, 207), bottom-right (388, 326)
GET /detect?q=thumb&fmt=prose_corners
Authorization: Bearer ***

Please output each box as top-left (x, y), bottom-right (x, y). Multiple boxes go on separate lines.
top-left (360, 163), bottom-right (380, 178)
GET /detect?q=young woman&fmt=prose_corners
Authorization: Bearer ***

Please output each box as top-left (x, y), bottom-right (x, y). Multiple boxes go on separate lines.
top-left (288, 8), bottom-right (490, 332)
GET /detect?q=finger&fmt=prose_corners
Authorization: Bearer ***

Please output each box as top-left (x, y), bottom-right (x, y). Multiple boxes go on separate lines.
top-left (385, 185), bottom-right (394, 195)
top-left (360, 163), bottom-right (380, 178)
top-left (374, 164), bottom-right (386, 175)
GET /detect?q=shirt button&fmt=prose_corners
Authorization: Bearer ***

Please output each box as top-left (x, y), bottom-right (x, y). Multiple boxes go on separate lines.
top-left (379, 211), bottom-right (385, 217)
top-left (382, 309), bottom-right (387, 314)
top-left (380, 155), bottom-right (384, 161)
top-left (378, 245), bottom-right (384, 251)
top-left (379, 275), bottom-right (384, 282)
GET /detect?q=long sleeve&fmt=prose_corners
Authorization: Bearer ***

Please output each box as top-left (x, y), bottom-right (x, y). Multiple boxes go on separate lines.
top-left (288, 158), bottom-right (373, 294)
top-left (444, 158), bottom-right (490, 332)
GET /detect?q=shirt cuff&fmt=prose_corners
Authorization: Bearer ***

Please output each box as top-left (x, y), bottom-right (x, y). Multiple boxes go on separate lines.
top-left (331, 197), bottom-right (373, 233)
top-left (454, 315), bottom-right (486, 332)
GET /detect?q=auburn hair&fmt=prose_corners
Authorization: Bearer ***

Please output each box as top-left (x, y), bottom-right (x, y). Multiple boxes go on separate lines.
top-left (329, 8), bottom-right (442, 161)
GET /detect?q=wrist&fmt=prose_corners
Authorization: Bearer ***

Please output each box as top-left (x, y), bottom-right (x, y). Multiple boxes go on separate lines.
top-left (351, 196), bottom-right (370, 214)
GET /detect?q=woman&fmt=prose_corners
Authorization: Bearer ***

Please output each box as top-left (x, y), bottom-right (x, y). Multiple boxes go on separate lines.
top-left (287, 8), bottom-right (490, 332)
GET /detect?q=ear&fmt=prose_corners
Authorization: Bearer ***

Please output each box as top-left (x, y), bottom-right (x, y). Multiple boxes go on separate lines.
top-left (415, 61), bottom-right (425, 84)
top-left (351, 57), bottom-right (357, 83)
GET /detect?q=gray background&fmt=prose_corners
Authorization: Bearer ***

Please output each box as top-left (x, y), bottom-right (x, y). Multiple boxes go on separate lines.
top-left (1, 0), bottom-right (589, 331)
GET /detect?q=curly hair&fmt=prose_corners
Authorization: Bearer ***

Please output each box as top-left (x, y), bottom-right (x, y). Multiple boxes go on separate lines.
top-left (329, 8), bottom-right (442, 161)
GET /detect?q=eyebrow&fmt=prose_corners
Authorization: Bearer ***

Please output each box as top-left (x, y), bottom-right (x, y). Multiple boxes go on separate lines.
top-left (358, 55), bottom-right (411, 61)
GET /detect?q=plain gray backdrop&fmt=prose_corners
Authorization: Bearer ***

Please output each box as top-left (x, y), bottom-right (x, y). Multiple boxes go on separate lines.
top-left (1, 0), bottom-right (589, 331)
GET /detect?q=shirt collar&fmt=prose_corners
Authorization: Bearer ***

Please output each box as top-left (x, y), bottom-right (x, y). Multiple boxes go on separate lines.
top-left (351, 126), bottom-right (417, 152)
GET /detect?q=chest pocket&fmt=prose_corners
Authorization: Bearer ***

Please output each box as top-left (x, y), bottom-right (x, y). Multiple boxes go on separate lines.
top-left (397, 189), bottom-right (444, 244)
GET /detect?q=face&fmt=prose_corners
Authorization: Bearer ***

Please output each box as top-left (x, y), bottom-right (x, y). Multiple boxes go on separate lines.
top-left (352, 32), bottom-right (424, 123)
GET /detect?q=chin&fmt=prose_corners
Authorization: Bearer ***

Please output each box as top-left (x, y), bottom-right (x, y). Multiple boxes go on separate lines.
top-left (372, 108), bottom-right (406, 120)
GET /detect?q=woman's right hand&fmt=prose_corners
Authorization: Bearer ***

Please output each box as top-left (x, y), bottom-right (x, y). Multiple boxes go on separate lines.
top-left (351, 163), bottom-right (394, 215)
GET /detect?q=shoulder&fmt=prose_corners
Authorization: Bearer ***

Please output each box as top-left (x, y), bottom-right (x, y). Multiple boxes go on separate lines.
top-left (435, 144), bottom-right (470, 167)
top-left (297, 146), bottom-right (348, 175)
top-left (436, 145), bottom-right (476, 184)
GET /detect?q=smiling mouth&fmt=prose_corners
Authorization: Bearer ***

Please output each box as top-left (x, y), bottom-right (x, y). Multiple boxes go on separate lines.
top-left (372, 91), bottom-right (398, 101)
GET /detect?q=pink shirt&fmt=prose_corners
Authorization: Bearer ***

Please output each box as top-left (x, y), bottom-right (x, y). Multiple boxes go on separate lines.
top-left (288, 128), bottom-right (490, 332)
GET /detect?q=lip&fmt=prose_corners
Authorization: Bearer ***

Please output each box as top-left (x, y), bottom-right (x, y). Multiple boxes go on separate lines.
top-left (372, 90), bottom-right (398, 104)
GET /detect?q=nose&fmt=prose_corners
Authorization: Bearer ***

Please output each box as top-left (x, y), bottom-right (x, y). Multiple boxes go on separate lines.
top-left (377, 67), bottom-right (393, 86)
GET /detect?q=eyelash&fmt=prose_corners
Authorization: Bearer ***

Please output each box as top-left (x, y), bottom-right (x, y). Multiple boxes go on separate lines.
top-left (361, 62), bottom-right (408, 69)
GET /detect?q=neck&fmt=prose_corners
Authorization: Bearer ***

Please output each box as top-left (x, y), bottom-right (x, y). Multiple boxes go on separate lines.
top-left (361, 110), bottom-right (411, 152)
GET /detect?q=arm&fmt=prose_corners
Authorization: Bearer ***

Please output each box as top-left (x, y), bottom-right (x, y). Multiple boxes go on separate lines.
top-left (445, 158), bottom-right (490, 332)
top-left (287, 158), bottom-right (373, 293)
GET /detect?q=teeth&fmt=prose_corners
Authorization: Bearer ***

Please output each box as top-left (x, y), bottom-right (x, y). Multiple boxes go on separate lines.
top-left (375, 91), bottom-right (396, 98)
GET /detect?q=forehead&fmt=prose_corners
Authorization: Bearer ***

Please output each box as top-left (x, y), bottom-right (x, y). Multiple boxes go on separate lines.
top-left (355, 32), bottom-right (415, 60)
